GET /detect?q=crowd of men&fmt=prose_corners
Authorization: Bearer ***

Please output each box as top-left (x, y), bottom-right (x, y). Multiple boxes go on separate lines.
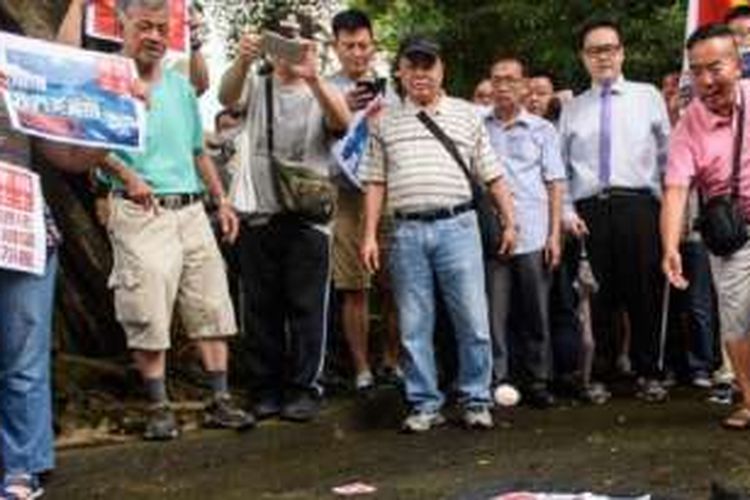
top-left (4, 0), bottom-right (750, 497)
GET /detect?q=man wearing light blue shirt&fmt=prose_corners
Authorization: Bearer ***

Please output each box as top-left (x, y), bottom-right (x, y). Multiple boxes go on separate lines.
top-left (485, 57), bottom-right (565, 408)
top-left (558, 17), bottom-right (671, 401)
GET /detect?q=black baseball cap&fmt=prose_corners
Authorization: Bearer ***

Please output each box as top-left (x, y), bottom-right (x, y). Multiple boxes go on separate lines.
top-left (397, 36), bottom-right (442, 64)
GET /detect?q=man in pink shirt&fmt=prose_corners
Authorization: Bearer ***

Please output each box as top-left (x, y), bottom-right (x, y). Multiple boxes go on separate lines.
top-left (662, 23), bottom-right (750, 429)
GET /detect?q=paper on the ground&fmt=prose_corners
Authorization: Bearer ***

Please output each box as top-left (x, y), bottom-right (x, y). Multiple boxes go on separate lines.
top-left (491, 492), bottom-right (651, 500)
top-left (0, 32), bottom-right (146, 151)
top-left (331, 481), bottom-right (378, 496)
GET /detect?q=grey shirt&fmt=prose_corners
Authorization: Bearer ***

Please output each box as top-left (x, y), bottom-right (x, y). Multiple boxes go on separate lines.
top-left (231, 72), bottom-right (333, 221)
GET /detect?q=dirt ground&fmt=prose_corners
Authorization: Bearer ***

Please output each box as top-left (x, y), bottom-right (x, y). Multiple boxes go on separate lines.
top-left (46, 386), bottom-right (750, 499)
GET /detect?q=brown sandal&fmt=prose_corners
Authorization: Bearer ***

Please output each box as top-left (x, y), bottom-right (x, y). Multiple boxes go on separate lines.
top-left (722, 406), bottom-right (750, 430)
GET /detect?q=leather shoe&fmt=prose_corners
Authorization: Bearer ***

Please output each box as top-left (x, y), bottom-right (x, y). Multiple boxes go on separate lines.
top-left (526, 387), bottom-right (556, 409)
top-left (281, 391), bottom-right (321, 422)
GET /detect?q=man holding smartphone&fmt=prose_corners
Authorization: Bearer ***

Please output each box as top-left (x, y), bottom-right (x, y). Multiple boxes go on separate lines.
top-left (328, 9), bottom-right (400, 392)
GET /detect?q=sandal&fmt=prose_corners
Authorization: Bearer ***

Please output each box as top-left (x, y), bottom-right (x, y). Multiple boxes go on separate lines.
top-left (722, 406), bottom-right (750, 430)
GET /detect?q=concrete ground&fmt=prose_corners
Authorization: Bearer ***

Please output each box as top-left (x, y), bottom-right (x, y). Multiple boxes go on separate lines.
top-left (47, 387), bottom-right (750, 499)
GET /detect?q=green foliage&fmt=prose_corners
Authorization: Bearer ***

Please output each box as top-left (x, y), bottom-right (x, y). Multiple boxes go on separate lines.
top-left (351, 0), bottom-right (687, 97)
top-left (205, 0), bottom-right (340, 57)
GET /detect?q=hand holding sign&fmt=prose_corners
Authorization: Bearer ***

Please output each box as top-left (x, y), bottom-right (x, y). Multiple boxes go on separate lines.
top-left (0, 32), bottom-right (146, 151)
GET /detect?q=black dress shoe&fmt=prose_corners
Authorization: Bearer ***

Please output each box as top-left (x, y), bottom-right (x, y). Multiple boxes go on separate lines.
top-left (526, 387), bottom-right (557, 409)
top-left (253, 395), bottom-right (282, 420)
top-left (280, 392), bottom-right (321, 422)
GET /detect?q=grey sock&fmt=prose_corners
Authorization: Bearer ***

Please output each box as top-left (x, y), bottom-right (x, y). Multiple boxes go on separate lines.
top-left (206, 370), bottom-right (228, 396)
top-left (144, 377), bottom-right (168, 405)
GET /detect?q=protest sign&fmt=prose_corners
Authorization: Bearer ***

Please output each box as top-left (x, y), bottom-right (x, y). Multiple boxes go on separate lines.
top-left (332, 105), bottom-right (379, 192)
top-left (0, 161), bottom-right (45, 276)
top-left (86, 0), bottom-right (189, 54)
top-left (0, 32), bottom-right (146, 151)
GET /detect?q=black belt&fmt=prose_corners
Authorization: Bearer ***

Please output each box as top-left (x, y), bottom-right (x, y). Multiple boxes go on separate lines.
top-left (582, 187), bottom-right (654, 201)
top-left (114, 192), bottom-right (204, 210)
top-left (394, 201), bottom-right (473, 222)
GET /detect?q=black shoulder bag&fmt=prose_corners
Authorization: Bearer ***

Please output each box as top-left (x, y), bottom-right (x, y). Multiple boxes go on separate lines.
top-left (265, 75), bottom-right (336, 224)
top-left (415, 110), bottom-right (502, 257)
top-left (698, 92), bottom-right (748, 257)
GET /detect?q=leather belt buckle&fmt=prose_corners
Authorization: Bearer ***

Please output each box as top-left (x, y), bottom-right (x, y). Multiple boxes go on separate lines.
top-left (155, 194), bottom-right (201, 210)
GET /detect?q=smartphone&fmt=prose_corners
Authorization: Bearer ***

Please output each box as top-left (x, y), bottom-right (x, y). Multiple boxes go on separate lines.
top-left (356, 77), bottom-right (387, 97)
top-left (261, 30), bottom-right (305, 65)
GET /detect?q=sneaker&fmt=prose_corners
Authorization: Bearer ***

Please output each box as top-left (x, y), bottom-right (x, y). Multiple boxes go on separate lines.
top-left (280, 392), bottom-right (321, 422)
top-left (616, 354), bottom-right (633, 375)
top-left (708, 383), bottom-right (735, 405)
top-left (203, 394), bottom-right (256, 431)
top-left (401, 410), bottom-right (445, 433)
top-left (355, 371), bottom-right (375, 392)
top-left (375, 366), bottom-right (404, 387)
top-left (2, 474), bottom-right (43, 500)
top-left (462, 406), bottom-right (494, 430)
top-left (143, 403), bottom-right (179, 441)
top-left (636, 379), bottom-right (668, 403)
top-left (691, 374), bottom-right (713, 389)
top-left (578, 382), bottom-right (611, 405)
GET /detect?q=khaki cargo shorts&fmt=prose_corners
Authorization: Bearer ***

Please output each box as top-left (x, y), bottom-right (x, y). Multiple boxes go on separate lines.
top-left (333, 189), bottom-right (371, 291)
top-left (710, 239), bottom-right (750, 342)
top-left (107, 197), bottom-right (237, 351)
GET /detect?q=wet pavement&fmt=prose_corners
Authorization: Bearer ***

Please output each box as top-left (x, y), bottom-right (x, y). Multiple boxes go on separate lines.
top-left (47, 387), bottom-right (750, 499)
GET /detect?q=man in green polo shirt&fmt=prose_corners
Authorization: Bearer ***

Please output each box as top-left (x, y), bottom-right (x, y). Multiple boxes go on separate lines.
top-left (103, 0), bottom-right (253, 440)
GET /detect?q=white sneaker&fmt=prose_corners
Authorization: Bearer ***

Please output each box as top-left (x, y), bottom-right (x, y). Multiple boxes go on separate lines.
top-left (462, 407), bottom-right (494, 430)
top-left (355, 371), bottom-right (375, 391)
top-left (401, 411), bottom-right (445, 433)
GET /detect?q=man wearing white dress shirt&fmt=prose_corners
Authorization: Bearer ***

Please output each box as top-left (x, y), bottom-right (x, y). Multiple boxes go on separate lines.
top-left (558, 17), bottom-right (671, 401)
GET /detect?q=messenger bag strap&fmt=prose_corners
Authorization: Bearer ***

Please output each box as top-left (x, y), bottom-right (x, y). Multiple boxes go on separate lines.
top-left (265, 73), bottom-right (274, 159)
top-left (264, 70), bottom-right (286, 206)
top-left (415, 110), bottom-right (474, 184)
top-left (732, 89), bottom-right (746, 200)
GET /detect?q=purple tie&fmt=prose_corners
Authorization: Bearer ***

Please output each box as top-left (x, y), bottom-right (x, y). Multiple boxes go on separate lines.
top-left (599, 81), bottom-right (613, 187)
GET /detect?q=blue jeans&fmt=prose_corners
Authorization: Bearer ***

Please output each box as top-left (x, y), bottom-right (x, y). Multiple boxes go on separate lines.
top-left (389, 211), bottom-right (492, 412)
top-left (0, 251), bottom-right (57, 477)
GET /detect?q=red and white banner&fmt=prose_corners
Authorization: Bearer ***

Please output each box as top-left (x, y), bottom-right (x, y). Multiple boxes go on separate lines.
top-left (85, 0), bottom-right (189, 54)
top-left (686, 0), bottom-right (748, 35)
top-left (0, 161), bottom-right (45, 276)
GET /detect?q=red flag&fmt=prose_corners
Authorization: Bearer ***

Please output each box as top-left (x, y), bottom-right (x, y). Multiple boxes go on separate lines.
top-left (687, 0), bottom-right (749, 35)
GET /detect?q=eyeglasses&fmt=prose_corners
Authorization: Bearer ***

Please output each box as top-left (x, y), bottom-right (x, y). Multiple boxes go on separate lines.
top-left (583, 43), bottom-right (621, 58)
top-left (491, 76), bottom-right (523, 87)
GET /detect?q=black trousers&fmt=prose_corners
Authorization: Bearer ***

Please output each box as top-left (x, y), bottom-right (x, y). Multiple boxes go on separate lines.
top-left (550, 235), bottom-right (583, 378)
top-left (576, 193), bottom-right (663, 378)
top-left (486, 251), bottom-right (552, 386)
top-left (238, 215), bottom-right (331, 399)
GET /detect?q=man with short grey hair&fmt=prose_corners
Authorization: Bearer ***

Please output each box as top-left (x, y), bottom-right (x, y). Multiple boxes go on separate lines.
top-left (103, 0), bottom-right (254, 440)
top-left (361, 36), bottom-right (517, 432)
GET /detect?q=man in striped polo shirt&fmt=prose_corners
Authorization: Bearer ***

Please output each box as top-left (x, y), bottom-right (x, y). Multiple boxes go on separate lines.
top-left (360, 36), bottom-right (517, 433)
